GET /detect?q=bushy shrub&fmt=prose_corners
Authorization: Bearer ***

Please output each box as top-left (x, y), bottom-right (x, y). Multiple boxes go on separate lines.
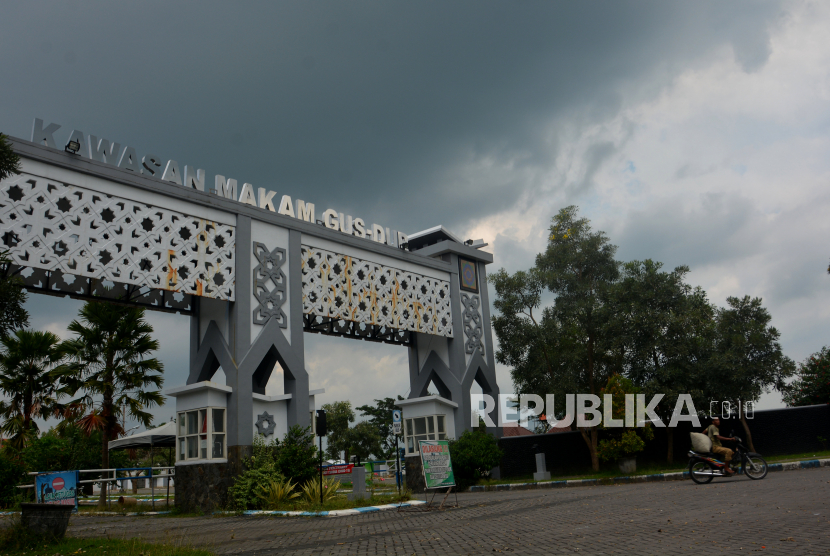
top-left (299, 476), bottom-right (341, 504)
top-left (0, 457), bottom-right (25, 508)
top-left (226, 436), bottom-right (284, 511)
top-left (19, 427), bottom-right (130, 474)
top-left (448, 429), bottom-right (503, 491)
top-left (227, 427), bottom-right (319, 510)
top-left (596, 374), bottom-right (653, 462)
top-left (276, 425), bottom-right (318, 485)
top-left (597, 429), bottom-right (651, 462)
top-left (256, 478), bottom-right (300, 509)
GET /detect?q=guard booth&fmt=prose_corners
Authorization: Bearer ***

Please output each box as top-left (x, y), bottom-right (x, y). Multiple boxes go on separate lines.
top-left (1, 120), bottom-right (503, 511)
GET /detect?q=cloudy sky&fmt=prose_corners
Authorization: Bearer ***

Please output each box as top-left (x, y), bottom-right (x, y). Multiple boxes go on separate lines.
top-left (2, 1), bottom-right (828, 428)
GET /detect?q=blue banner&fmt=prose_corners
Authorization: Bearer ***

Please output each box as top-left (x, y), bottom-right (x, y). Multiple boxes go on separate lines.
top-left (35, 471), bottom-right (79, 509)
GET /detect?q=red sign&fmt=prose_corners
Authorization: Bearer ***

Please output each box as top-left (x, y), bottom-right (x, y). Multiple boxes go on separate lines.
top-left (322, 464), bottom-right (354, 476)
top-left (52, 477), bottom-right (65, 491)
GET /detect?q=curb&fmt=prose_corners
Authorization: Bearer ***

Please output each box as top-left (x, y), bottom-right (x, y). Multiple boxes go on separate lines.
top-left (468, 457), bottom-right (830, 492)
top-left (0, 501), bottom-right (425, 518)
top-left (221, 500), bottom-right (426, 517)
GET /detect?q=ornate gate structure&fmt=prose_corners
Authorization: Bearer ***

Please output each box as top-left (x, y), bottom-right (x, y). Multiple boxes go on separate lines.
top-left (2, 124), bottom-right (501, 507)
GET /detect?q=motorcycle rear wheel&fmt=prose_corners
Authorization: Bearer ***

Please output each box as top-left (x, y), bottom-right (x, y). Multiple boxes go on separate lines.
top-left (744, 455), bottom-right (768, 480)
top-left (689, 461), bottom-right (714, 484)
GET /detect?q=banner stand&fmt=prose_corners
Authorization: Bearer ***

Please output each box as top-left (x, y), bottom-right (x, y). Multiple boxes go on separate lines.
top-left (398, 440), bottom-right (458, 512)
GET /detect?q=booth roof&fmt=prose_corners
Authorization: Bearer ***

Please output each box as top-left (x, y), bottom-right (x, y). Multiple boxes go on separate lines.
top-left (108, 422), bottom-right (176, 451)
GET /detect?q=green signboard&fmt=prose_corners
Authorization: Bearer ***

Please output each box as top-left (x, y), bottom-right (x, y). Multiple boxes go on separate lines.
top-left (419, 440), bottom-right (455, 489)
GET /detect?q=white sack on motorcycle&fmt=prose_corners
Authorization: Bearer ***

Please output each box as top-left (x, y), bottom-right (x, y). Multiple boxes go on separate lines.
top-left (690, 432), bottom-right (712, 452)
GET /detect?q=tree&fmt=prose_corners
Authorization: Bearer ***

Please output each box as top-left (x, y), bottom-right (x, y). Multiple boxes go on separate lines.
top-left (783, 346), bottom-right (830, 407)
top-left (0, 133), bottom-right (21, 181)
top-left (356, 396), bottom-right (404, 459)
top-left (347, 421), bottom-right (382, 465)
top-left (492, 206), bottom-right (619, 471)
top-left (321, 400), bottom-right (355, 461)
top-left (708, 296), bottom-right (795, 452)
top-left (0, 330), bottom-right (62, 450)
top-left (55, 301), bottom-right (164, 507)
top-left (0, 252), bottom-right (29, 339)
top-left (21, 426), bottom-right (130, 478)
top-left (610, 260), bottom-right (716, 462)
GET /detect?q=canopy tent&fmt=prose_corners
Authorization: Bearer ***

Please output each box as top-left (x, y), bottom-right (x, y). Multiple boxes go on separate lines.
top-left (107, 422), bottom-right (176, 451)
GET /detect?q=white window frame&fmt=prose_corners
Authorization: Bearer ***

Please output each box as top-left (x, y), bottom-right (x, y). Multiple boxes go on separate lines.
top-left (177, 407), bottom-right (227, 463)
top-left (403, 414), bottom-right (447, 456)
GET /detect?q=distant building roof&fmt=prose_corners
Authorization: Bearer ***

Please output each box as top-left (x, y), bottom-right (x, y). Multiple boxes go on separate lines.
top-left (546, 414), bottom-right (573, 433)
top-left (501, 425), bottom-right (535, 437)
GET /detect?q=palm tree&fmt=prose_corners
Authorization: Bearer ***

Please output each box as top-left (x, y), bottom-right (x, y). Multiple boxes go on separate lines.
top-left (0, 329), bottom-right (62, 450)
top-left (56, 301), bottom-right (164, 507)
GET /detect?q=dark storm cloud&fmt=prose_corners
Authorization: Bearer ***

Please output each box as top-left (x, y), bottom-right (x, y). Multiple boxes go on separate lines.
top-left (612, 192), bottom-right (760, 272)
top-left (0, 1), bottom-right (782, 236)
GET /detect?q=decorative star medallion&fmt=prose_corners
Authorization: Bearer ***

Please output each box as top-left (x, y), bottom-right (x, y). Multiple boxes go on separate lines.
top-left (255, 411), bottom-right (276, 436)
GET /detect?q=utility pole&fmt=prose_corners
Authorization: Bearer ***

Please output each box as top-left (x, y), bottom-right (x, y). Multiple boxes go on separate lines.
top-left (315, 409), bottom-right (327, 506)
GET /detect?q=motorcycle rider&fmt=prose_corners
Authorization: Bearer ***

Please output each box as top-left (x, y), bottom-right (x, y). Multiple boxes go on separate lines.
top-left (703, 417), bottom-right (737, 475)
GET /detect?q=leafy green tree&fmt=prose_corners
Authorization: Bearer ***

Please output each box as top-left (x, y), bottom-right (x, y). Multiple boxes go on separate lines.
top-left (448, 429), bottom-right (503, 490)
top-left (321, 400), bottom-right (355, 461)
top-left (21, 426), bottom-right (130, 477)
top-left (783, 346), bottom-right (830, 407)
top-left (55, 301), bottom-right (164, 507)
top-left (492, 206), bottom-right (619, 471)
top-left (708, 296), bottom-right (795, 452)
top-left (0, 252), bottom-right (29, 339)
top-left (0, 330), bottom-right (63, 450)
top-left (610, 260), bottom-right (716, 462)
top-left (356, 396), bottom-right (404, 459)
top-left (0, 134), bottom-right (21, 181)
top-left (347, 421), bottom-right (382, 465)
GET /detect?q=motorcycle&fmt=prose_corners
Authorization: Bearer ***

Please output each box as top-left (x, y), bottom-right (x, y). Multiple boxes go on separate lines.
top-left (687, 433), bottom-right (768, 484)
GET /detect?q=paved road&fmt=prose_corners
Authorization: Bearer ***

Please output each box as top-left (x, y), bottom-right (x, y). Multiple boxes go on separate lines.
top-left (64, 466), bottom-right (830, 555)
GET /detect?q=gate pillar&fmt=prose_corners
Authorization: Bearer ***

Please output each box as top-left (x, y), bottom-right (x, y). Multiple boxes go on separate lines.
top-left (404, 231), bottom-right (502, 446)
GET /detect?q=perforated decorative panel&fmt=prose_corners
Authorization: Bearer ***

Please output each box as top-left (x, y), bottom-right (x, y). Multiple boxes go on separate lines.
top-left (0, 173), bottom-right (235, 300)
top-left (301, 245), bottom-right (453, 337)
top-left (461, 293), bottom-right (484, 355)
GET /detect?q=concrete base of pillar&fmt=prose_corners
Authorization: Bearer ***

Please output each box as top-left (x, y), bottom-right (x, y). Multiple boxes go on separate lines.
top-left (533, 471), bottom-right (551, 481)
top-left (175, 445), bottom-right (251, 513)
top-left (175, 461), bottom-right (234, 513)
top-left (405, 455), bottom-right (426, 493)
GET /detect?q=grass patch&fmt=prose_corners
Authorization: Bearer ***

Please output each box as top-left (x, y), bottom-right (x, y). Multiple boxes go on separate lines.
top-left (0, 519), bottom-right (211, 556)
top-left (76, 504), bottom-right (172, 515)
top-left (239, 491), bottom-right (412, 513)
top-left (73, 505), bottom-right (209, 518)
top-left (0, 537), bottom-right (212, 556)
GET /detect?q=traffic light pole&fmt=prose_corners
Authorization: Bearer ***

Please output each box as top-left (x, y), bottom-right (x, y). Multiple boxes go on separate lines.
top-left (396, 441), bottom-right (401, 495)
top-left (319, 434), bottom-right (323, 505)
top-left (316, 409), bottom-right (327, 507)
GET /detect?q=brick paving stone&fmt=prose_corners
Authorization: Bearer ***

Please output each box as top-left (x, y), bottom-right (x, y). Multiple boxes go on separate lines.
top-left (45, 465), bottom-right (830, 555)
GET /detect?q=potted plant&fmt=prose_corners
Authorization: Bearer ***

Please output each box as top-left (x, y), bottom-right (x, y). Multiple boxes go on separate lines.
top-left (596, 375), bottom-right (654, 474)
top-left (597, 429), bottom-right (651, 473)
